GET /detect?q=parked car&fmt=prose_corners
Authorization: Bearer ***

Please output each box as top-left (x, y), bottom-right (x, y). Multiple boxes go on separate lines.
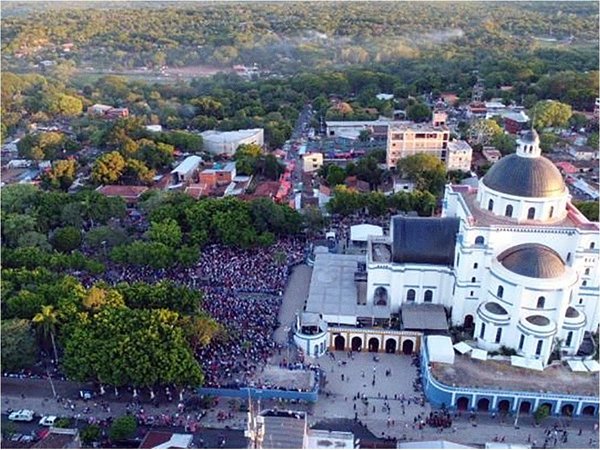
top-left (39, 415), bottom-right (57, 426)
top-left (8, 409), bottom-right (34, 422)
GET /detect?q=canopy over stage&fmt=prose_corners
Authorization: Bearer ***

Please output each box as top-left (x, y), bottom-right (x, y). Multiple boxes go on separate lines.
top-left (350, 224), bottom-right (384, 242)
top-left (426, 336), bottom-right (455, 365)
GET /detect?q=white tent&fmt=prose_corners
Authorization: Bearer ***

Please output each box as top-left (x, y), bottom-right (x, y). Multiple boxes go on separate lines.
top-left (350, 224), bottom-right (383, 242)
top-left (511, 357), bottom-right (544, 371)
top-left (567, 360), bottom-right (588, 372)
top-left (453, 342), bottom-right (472, 354)
top-left (427, 336), bottom-right (455, 364)
top-left (471, 349), bottom-right (488, 361)
top-left (584, 360), bottom-right (600, 372)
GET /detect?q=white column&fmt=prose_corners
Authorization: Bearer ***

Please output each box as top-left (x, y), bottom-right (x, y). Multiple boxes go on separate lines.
top-left (576, 402), bottom-right (583, 416)
top-left (533, 398), bottom-right (540, 411)
top-left (451, 392), bottom-right (456, 407)
top-left (554, 400), bottom-right (562, 415)
top-left (492, 395), bottom-right (498, 410)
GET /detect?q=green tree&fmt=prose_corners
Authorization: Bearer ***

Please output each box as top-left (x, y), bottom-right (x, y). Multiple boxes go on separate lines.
top-left (51, 226), bottom-right (82, 253)
top-left (326, 165), bottom-right (347, 187)
top-left (1, 319), bottom-right (38, 372)
top-left (575, 201), bottom-right (599, 221)
top-left (81, 425), bottom-right (101, 445)
top-left (587, 132), bottom-right (598, 150)
top-left (92, 151), bottom-right (126, 184)
top-left (491, 133), bottom-right (517, 155)
top-left (2, 213), bottom-right (38, 247)
top-left (539, 132), bottom-right (559, 153)
top-left (148, 218), bottom-right (183, 247)
top-left (534, 404), bottom-right (550, 425)
top-left (17, 231), bottom-right (51, 251)
top-left (468, 119), bottom-right (503, 146)
top-left (41, 158), bottom-right (77, 190)
top-left (32, 305), bottom-right (59, 364)
top-left (531, 100), bottom-right (572, 130)
top-left (109, 416), bottom-right (137, 441)
top-left (406, 103), bottom-right (431, 123)
top-left (85, 226), bottom-right (129, 251)
top-left (397, 153), bottom-right (446, 195)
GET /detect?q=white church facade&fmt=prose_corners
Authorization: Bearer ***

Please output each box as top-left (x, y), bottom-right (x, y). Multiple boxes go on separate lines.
top-left (298, 130), bottom-right (599, 367)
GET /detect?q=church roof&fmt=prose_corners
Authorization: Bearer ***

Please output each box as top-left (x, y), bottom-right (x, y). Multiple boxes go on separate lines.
top-left (497, 244), bottom-right (565, 278)
top-left (482, 153), bottom-right (566, 198)
top-left (391, 216), bottom-right (459, 266)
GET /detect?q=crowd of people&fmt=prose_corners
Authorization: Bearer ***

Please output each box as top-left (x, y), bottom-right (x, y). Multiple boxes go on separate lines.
top-left (196, 237), bottom-right (306, 294)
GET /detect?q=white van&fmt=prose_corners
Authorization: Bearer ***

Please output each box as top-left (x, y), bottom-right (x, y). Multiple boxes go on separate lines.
top-left (8, 409), bottom-right (34, 422)
top-left (39, 415), bottom-right (57, 426)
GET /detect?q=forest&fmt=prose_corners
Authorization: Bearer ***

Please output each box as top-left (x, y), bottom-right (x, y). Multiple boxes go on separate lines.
top-left (1, 2), bottom-right (598, 76)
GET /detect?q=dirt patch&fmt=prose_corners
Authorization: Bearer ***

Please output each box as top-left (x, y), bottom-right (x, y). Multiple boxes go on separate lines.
top-left (431, 355), bottom-right (599, 396)
top-left (164, 65), bottom-right (227, 77)
top-left (249, 365), bottom-right (314, 391)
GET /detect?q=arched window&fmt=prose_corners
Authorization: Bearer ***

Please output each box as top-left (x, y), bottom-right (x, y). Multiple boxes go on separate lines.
top-left (585, 268), bottom-right (590, 275)
top-left (479, 322), bottom-right (486, 339)
top-left (527, 207), bottom-right (535, 220)
top-left (565, 331), bottom-right (573, 347)
top-left (488, 199), bottom-right (494, 211)
top-left (518, 334), bottom-right (525, 351)
top-left (549, 206), bottom-right (554, 219)
top-left (424, 290), bottom-right (433, 303)
top-left (591, 242), bottom-right (596, 249)
top-left (535, 340), bottom-right (543, 356)
top-left (495, 328), bottom-right (502, 343)
top-left (536, 297), bottom-right (545, 309)
top-left (374, 287), bottom-right (388, 306)
top-left (566, 252), bottom-right (571, 263)
top-left (496, 285), bottom-right (504, 299)
top-left (471, 277), bottom-right (476, 283)
top-left (505, 204), bottom-right (513, 217)
top-left (475, 236), bottom-right (485, 245)
top-left (473, 263), bottom-right (478, 269)
top-left (582, 280), bottom-right (587, 287)
top-left (406, 289), bottom-right (416, 302)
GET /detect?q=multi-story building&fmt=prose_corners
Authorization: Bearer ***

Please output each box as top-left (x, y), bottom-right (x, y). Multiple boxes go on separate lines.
top-left (386, 112), bottom-right (450, 168)
top-left (387, 112), bottom-right (471, 171)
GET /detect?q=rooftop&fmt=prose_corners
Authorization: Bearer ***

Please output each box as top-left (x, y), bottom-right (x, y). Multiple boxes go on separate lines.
top-left (430, 354), bottom-right (599, 396)
top-left (171, 155), bottom-right (202, 174)
top-left (259, 412), bottom-right (306, 449)
top-left (200, 128), bottom-right (263, 143)
top-left (454, 187), bottom-right (597, 229)
top-left (306, 253), bottom-right (392, 323)
top-left (139, 431), bottom-right (194, 449)
top-left (389, 121), bottom-right (449, 132)
top-left (96, 185), bottom-right (149, 199)
top-left (401, 303), bottom-right (448, 331)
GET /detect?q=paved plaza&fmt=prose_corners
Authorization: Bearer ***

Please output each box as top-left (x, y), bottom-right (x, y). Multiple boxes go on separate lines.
top-left (273, 265), bottom-right (312, 345)
top-left (305, 351), bottom-right (599, 448)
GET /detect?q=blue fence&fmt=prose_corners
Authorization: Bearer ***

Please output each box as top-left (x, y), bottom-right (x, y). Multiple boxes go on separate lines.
top-left (195, 369), bottom-right (320, 403)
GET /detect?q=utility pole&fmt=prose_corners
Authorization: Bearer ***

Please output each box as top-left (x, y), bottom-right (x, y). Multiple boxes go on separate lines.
top-left (47, 370), bottom-right (57, 398)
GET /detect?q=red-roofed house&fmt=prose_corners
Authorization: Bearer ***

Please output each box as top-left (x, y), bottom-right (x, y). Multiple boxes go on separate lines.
top-left (139, 431), bottom-right (193, 449)
top-left (96, 185), bottom-right (149, 205)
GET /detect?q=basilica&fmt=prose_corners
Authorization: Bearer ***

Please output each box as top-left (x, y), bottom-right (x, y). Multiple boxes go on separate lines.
top-left (297, 130), bottom-right (599, 367)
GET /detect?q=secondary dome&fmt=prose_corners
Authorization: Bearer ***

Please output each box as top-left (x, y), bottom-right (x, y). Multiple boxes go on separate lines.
top-left (498, 244), bottom-right (565, 278)
top-left (482, 154), bottom-right (566, 198)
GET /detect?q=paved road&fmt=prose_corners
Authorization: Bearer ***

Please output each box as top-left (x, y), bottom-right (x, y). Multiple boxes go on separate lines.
top-left (273, 264), bottom-right (313, 344)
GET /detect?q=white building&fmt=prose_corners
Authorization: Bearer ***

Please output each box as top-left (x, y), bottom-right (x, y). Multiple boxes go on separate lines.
top-left (200, 128), bottom-right (264, 156)
top-left (171, 155), bottom-right (202, 183)
top-left (446, 140), bottom-right (473, 172)
top-left (300, 130), bottom-right (599, 366)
